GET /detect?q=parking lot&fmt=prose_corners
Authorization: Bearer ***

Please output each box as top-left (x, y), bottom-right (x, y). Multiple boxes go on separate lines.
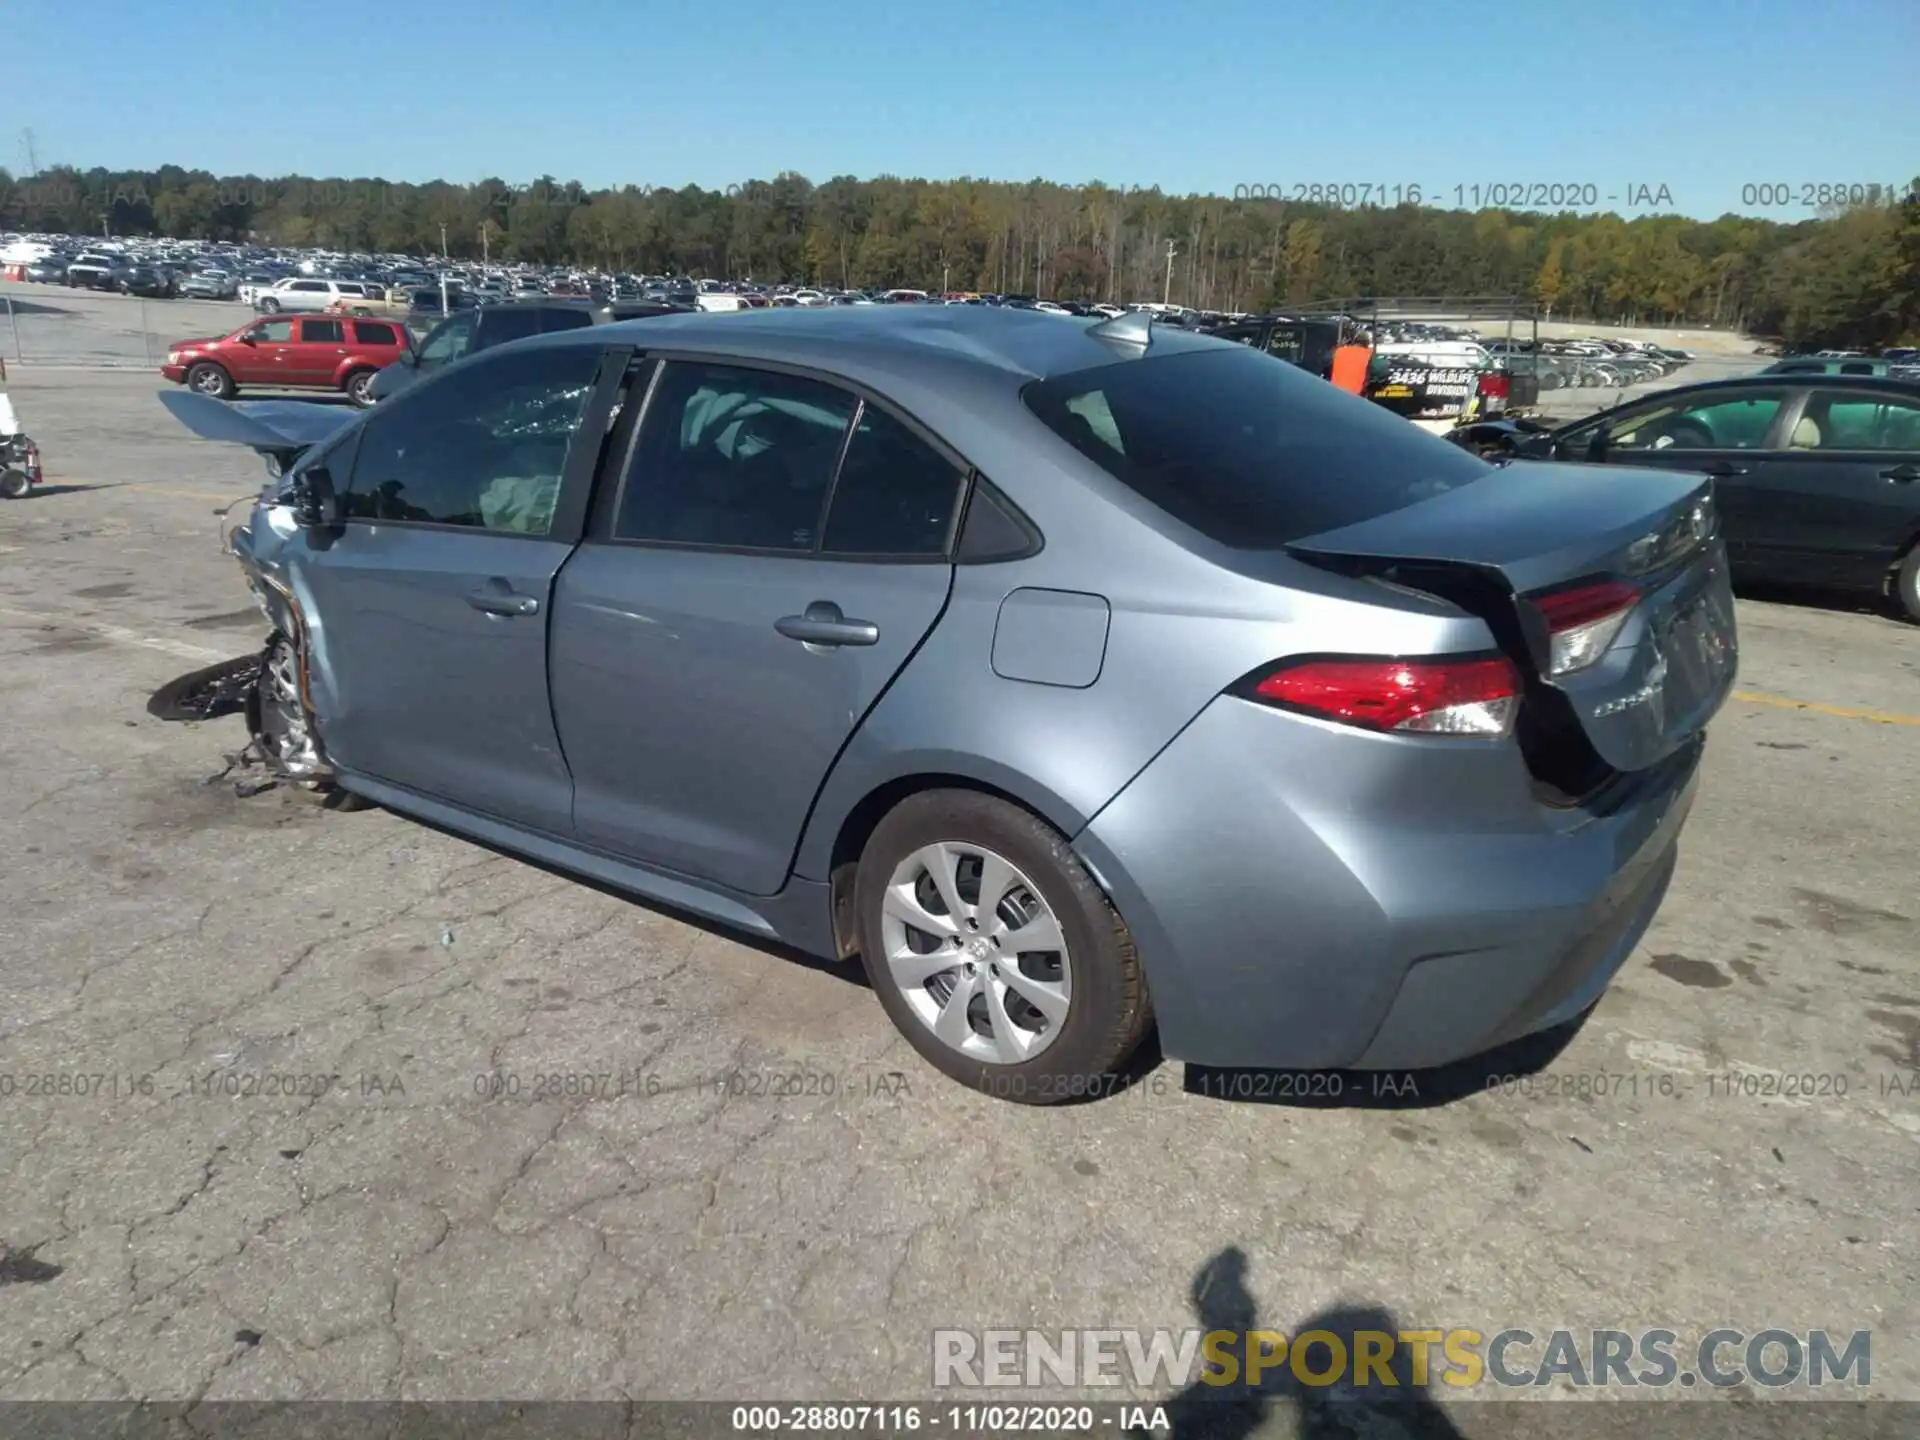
top-left (4, 362), bottom-right (1920, 1418)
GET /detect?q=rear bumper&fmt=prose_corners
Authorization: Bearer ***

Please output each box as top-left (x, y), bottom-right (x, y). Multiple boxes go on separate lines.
top-left (1073, 696), bottom-right (1704, 1071)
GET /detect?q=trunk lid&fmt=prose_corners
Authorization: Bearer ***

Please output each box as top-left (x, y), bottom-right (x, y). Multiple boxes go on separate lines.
top-left (1287, 459), bottom-right (1738, 775)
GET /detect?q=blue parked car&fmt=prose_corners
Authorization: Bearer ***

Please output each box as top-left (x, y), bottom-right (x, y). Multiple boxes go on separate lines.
top-left (160, 306), bottom-right (1735, 1101)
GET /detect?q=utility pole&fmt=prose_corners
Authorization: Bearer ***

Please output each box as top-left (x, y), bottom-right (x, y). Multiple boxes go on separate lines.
top-left (1163, 238), bottom-right (1178, 306)
top-left (480, 221), bottom-right (490, 266)
top-left (440, 223), bottom-right (448, 259)
top-left (942, 262), bottom-right (950, 296)
top-left (20, 128), bottom-right (38, 174)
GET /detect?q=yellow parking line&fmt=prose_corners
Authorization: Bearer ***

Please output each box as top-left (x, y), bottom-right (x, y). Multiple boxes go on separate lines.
top-left (1732, 689), bottom-right (1920, 727)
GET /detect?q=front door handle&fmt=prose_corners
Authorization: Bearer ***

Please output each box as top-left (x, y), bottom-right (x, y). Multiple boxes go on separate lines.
top-left (467, 583), bottom-right (539, 617)
top-left (1700, 461), bottom-right (1749, 477)
top-left (775, 601), bottom-right (879, 647)
top-left (1882, 464), bottom-right (1920, 483)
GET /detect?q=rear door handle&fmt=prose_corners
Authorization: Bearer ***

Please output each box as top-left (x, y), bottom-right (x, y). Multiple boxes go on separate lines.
top-left (775, 601), bottom-right (879, 647)
top-left (1882, 464), bottom-right (1920, 483)
top-left (1700, 461), bottom-right (1749, 477)
top-left (467, 583), bottom-right (540, 617)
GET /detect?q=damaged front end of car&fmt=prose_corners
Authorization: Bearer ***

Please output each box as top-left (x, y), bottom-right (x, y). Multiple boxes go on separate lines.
top-left (155, 390), bottom-right (366, 800)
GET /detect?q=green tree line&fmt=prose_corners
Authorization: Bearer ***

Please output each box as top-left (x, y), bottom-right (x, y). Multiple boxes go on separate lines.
top-left (4, 165), bottom-right (1916, 347)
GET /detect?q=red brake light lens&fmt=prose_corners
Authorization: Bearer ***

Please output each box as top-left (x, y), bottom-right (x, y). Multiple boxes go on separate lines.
top-left (1533, 580), bottom-right (1639, 677)
top-left (1250, 656), bottom-right (1521, 737)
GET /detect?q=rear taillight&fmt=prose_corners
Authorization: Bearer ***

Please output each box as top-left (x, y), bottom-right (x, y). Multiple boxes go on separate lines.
top-left (1477, 371), bottom-right (1510, 398)
top-left (1534, 580), bottom-right (1639, 676)
top-left (1249, 656), bottom-right (1521, 737)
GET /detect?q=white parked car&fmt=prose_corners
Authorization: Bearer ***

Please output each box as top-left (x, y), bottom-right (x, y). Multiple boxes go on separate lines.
top-left (254, 277), bottom-right (359, 314)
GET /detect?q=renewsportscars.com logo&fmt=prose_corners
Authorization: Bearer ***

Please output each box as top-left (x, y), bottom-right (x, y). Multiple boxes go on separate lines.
top-left (931, 1328), bottom-right (1871, 1391)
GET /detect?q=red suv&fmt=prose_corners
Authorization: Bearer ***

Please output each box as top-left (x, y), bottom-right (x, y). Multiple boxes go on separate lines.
top-left (161, 316), bottom-right (410, 407)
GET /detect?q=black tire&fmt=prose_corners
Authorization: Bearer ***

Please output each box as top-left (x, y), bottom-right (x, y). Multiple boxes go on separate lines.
top-left (0, 467), bottom-right (28, 499)
top-left (344, 368), bottom-right (377, 406)
top-left (258, 297), bottom-right (280, 314)
top-left (145, 652), bottom-right (261, 720)
top-left (1895, 546), bottom-right (1920, 623)
top-left (187, 362), bottom-right (234, 399)
top-left (854, 789), bottom-right (1152, 1104)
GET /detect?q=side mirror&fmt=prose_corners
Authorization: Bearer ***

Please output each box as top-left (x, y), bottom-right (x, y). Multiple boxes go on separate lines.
top-left (239, 334), bottom-right (258, 345)
top-left (290, 466), bottom-right (341, 529)
top-left (1586, 423), bottom-right (1613, 462)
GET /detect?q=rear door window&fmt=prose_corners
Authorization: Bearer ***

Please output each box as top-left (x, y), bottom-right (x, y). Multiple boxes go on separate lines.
top-left (300, 319), bottom-right (345, 343)
top-left (541, 308), bottom-right (596, 333)
top-left (615, 361), bottom-right (858, 551)
top-left (1021, 345), bottom-right (1487, 548)
top-left (820, 405), bottom-right (966, 557)
top-left (1799, 390), bottom-right (1920, 450)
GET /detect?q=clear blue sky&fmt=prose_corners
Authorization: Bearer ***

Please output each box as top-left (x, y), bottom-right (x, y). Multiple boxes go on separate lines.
top-left (9, 0), bottom-right (1915, 220)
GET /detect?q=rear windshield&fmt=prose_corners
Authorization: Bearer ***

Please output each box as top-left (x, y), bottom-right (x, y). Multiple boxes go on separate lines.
top-left (1021, 345), bottom-right (1488, 548)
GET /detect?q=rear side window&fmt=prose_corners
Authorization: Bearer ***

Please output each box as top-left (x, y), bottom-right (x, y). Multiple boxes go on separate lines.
top-left (1020, 346), bottom-right (1487, 548)
top-left (352, 321), bottom-right (399, 346)
top-left (821, 405), bottom-right (966, 556)
top-left (301, 320), bottom-right (345, 343)
top-left (542, 308), bottom-right (596, 333)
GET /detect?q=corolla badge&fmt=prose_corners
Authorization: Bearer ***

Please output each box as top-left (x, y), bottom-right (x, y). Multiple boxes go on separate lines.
top-left (1592, 646), bottom-right (1669, 720)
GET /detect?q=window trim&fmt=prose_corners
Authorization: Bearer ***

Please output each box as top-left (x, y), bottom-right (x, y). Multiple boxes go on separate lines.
top-left (333, 341), bottom-right (628, 544)
top-left (594, 350), bottom-right (979, 564)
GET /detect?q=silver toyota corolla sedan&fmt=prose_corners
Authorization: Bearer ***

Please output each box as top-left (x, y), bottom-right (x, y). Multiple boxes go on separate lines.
top-left (165, 305), bottom-right (1737, 1103)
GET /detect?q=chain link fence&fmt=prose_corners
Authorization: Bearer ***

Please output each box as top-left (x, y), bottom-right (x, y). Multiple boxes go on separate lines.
top-left (1, 285), bottom-right (260, 368)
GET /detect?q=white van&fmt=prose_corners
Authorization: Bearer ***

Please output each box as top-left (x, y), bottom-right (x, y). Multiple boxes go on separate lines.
top-left (1374, 339), bottom-right (1492, 369)
top-left (696, 294), bottom-right (748, 313)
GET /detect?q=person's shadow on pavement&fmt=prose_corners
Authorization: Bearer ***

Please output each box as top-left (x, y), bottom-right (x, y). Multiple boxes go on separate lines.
top-left (1147, 1246), bottom-right (1468, 1440)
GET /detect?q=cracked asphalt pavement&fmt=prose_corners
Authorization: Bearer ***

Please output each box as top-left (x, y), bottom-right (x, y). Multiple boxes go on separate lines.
top-left (2, 370), bottom-right (1919, 1420)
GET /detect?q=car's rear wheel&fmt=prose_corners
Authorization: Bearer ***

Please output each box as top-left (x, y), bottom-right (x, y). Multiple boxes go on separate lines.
top-left (1895, 546), bottom-right (1920, 623)
top-left (343, 368), bottom-right (378, 406)
top-left (186, 362), bottom-right (234, 399)
top-left (0, 467), bottom-right (29, 499)
top-left (854, 790), bottom-right (1151, 1103)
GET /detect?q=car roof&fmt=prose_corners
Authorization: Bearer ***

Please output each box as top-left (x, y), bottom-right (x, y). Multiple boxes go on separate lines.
top-left (1632, 372), bottom-right (1920, 398)
top-left (511, 303), bottom-right (1224, 384)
